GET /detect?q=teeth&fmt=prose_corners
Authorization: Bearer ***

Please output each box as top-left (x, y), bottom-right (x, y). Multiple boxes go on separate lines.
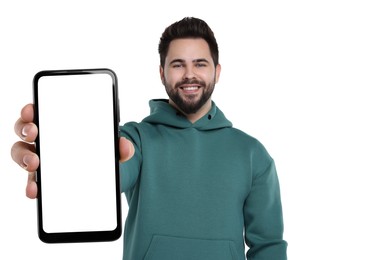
top-left (182, 86), bottom-right (198, 90)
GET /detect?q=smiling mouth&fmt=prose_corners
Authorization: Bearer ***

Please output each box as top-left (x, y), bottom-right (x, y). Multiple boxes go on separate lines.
top-left (179, 84), bottom-right (202, 94)
top-left (176, 79), bottom-right (205, 93)
top-left (180, 86), bottom-right (200, 91)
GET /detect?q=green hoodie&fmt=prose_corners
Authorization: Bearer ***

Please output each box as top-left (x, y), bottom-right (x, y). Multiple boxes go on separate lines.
top-left (120, 99), bottom-right (287, 260)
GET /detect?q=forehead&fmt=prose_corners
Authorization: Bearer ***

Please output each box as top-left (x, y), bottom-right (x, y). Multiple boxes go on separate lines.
top-left (166, 38), bottom-right (212, 62)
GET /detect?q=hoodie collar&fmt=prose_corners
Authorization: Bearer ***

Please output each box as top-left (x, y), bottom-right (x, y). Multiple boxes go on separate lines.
top-left (142, 99), bottom-right (232, 130)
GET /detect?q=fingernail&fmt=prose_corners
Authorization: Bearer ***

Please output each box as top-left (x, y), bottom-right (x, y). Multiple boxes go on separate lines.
top-left (22, 125), bottom-right (30, 139)
top-left (21, 155), bottom-right (31, 169)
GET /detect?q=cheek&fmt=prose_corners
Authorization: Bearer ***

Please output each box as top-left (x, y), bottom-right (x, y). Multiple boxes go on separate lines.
top-left (202, 72), bottom-right (216, 83)
top-left (165, 70), bottom-right (183, 84)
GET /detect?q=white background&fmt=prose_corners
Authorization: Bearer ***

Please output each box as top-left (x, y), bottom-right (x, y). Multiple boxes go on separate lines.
top-left (1, 0), bottom-right (389, 259)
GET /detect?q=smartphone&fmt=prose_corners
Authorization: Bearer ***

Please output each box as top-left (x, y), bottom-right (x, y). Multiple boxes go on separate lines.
top-left (33, 68), bottom-right (121, 243)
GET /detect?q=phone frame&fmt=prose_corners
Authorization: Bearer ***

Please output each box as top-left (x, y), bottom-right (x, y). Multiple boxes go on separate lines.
top-left (33, 68), bottom-right (122, 243)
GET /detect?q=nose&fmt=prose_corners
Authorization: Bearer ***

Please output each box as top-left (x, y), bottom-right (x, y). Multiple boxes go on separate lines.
top-left (183, 66), bottom-right (196, 80)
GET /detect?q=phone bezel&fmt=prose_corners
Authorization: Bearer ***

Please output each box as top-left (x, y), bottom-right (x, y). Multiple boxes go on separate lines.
top-left (33, 68), bottom-right (122, 243)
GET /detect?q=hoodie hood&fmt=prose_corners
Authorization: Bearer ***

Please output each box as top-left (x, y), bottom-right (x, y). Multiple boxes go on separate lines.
top-left (142, 99), bottom-right (232, 130)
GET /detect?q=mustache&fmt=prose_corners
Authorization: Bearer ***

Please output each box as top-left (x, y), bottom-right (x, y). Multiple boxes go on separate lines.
top-left (175, 79), bottom-right (206, 88)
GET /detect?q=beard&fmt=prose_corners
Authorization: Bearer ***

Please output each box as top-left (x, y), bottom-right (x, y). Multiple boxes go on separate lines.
top-left (164, 78), bottom-right (215, 114)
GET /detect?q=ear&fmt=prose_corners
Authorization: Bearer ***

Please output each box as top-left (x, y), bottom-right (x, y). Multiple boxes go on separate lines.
top-left (159, 65), bottom-right (165, 83)
top-left (215, 64), bottom-right (221, 83)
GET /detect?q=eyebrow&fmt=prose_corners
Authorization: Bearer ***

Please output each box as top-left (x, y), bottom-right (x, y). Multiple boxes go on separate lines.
top-left (169, 58), bottom-right (210, 65)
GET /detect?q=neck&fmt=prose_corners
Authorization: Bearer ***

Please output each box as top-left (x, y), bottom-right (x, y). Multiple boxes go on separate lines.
top-left (169, 99), bottom-right (212, 123)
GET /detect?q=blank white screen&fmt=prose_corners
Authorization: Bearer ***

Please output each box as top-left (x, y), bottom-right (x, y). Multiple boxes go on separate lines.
top-left (37, 73), bottom-right (117, 233)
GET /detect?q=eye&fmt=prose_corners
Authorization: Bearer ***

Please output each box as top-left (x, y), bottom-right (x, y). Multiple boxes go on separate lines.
top-left (172, 63), bottom-right (184, 68)
top-left (195, 63), bottom-right (207, 68)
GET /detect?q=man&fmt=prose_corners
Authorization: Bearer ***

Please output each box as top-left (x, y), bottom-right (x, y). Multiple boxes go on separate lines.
top-left (12, 17), bottom-right (287, 259)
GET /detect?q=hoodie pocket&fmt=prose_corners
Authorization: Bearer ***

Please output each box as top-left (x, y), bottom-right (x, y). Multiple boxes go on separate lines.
top-left (144, 235), bottom-right (240, 260)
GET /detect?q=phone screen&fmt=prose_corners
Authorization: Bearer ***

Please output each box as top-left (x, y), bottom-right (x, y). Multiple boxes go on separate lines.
top-left (33, 69), bottom-right (121, 243)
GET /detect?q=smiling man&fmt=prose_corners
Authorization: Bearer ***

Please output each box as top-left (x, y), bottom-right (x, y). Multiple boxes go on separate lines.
top-left (12, 17), bottom-right (288, 259)
top-left (161, 38), bottom-right (220, 121)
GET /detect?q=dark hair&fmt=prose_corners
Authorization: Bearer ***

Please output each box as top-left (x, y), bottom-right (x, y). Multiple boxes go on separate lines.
top-left (158, 17), bottom-right (219, 68)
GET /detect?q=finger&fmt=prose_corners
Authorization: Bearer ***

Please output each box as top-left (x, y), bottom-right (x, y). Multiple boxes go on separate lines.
top-left (119, 137), bottom-right (135, 163)
top-left (21, 103), bottom-right (34, 122)
top-left (14, 104), bottom-right (38, 142)
top-left (11, 141), bottom-right (40, 172)
top-left (14, 120), bottom-right (38, 143)
top-left (26, 172), bottom-right (38, 199)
